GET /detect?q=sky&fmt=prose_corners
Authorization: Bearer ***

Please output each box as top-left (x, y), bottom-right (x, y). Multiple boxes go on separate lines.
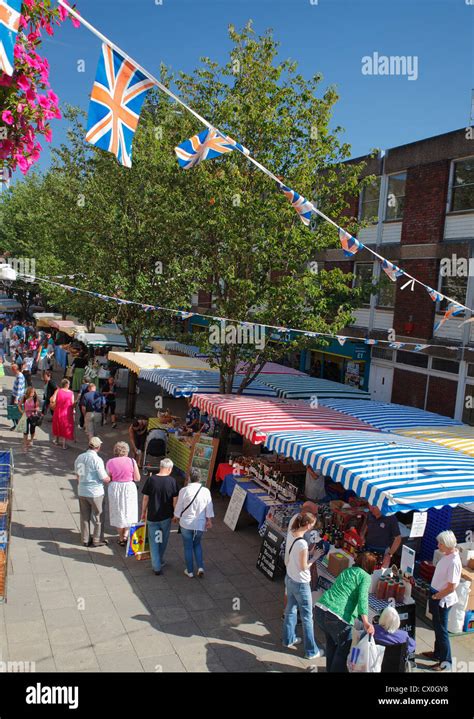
top-left (22, 0), bottom-right (474, 173)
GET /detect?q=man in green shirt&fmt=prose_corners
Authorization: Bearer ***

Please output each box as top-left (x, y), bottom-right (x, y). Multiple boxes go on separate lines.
top-left (315, 552), bottom-right (376, 672)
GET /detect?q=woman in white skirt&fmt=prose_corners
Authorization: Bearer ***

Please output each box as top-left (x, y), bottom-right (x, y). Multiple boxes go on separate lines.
top-left (106, 441), bottom-right (140, 546)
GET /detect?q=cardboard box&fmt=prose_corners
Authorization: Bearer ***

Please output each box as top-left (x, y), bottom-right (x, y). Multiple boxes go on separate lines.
top-left (468, 558), bottom-right (474, 571)
top-left (458, 542), bottom-right (474, 567)
top-left (461, 567), bottom-right (474, 611)
top-left (327, 551), bottom-right (350, 578)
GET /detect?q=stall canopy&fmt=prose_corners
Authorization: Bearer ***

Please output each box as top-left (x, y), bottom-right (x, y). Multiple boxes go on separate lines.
top-left (236, 362), bottom-right (306, 375)
top-left (49, 320), bottom-right (77, 331)
top-left (0, 300), bottom-right (22, 312)
top-left (319, 399), bottom-right (463, 432)
top-left (190, 394), bottom-right (377, 444)
top-left (264, 429), bottom-right (474, 515)
top-left (396, 426), bottom-right (474, 458)
top-left (76, 332), bottom-right (128, 348)
top-left (94, 323), bottom-right (123, 335)
top-left (257, 375), bottom-right (370, 400)
top-left (33, 312), bottom-right (62, 321)
top-left (157, 341), bottom-right (209, 358)
top-left (139, 369), bottom-right (278, 397)
top-left (109, 351), bottom-right (212, 374)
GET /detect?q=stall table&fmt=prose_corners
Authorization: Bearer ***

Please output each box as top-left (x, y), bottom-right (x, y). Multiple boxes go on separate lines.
top-left (220, 473), bottom-right (280, 528)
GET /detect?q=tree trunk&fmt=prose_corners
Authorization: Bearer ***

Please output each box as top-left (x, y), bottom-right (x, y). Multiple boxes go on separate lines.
top-left (125, 370), bottom-right (138, 418)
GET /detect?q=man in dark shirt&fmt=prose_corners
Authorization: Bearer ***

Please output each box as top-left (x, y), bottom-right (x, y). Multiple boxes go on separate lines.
top-left (365, 505), bottom-right (402, 568)
top-left (140, 458), bottom-right (178, 575)
top-left (83, 383), bottom-right (105, 439)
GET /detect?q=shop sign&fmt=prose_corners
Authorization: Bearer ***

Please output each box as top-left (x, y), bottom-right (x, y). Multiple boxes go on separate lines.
top-left (256, 526), bottom-right (285, 581)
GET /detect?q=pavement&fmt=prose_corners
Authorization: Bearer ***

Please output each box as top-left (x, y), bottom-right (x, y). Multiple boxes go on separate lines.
top-left (0, 363), bottom-right (472, 673)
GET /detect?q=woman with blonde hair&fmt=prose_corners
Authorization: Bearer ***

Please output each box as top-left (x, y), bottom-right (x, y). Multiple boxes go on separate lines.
top-left (106, 441), bottom-right (140, 546)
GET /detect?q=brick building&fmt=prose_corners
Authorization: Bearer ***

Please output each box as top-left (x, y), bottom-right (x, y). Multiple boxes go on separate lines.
top-left (309, 128), bottom-right (474, 423)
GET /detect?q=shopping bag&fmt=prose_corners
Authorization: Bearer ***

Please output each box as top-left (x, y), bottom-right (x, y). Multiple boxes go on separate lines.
top-left (347, 633), bottom-right (385, 673)
top-left (126, 522), bottom-right (150, 560)
top-left (15, 412), bottom-right (27, 434)
top-left (0, 363), bottom-right (4, 377)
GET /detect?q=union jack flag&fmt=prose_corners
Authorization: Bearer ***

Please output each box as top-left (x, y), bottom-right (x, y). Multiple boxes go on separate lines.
top-left (364, 338), bottom-right (378, 346)
top-left (336, 336), bottom-right (347, 346)
top-left (339, 229), bottom-right (362, 257)
top-left (86, 44), bottom-right (154, 168)
top-left (426, 286), bottom-right (443, 303)
top-left (434, 302), bottom-right (464, 332)
top-left (381, 259), bottom-right (404, 282)
top-left (175, 127), bottom-right (249, 169)
top-left (0, 0), bottom-right (21, 77)
top-left (278, 184), bottom-right (314, 226)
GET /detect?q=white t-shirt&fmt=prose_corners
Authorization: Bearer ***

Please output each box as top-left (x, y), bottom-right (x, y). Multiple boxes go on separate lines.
top-left (74, 450), bottom-right (108, 498)
top-left (175, 484), bottom-right (214, 531)
top-left (431, 550), bottom-right (462, 608)
top-left (285, 531), bottom-right (311, 584)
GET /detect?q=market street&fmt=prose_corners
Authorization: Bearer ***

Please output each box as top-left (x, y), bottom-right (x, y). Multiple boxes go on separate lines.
top-left (1, 371), bottom-right (472, 673)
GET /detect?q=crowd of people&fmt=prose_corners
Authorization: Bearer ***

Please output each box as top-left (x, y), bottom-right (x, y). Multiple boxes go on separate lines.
top-left (0, 315), bottom-right (464, 674)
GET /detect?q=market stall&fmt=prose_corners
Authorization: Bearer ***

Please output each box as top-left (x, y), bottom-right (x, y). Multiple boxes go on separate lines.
top-left (396, 425), bottom-right (474, 457)
top-left (109, 351), bottom-right (212, 373)
top-left (154, 340), bottom-right (209, 358)
top-left (139, 368), bottom-right (279, 397)
top-left (257, 375), bottom-right (371, 400)
top-left (190, 394), bottom-right (378, 444)
top-left (75, 332), bottom-right (129, 348)
top-left (319, 399), bottom-right (464, 432)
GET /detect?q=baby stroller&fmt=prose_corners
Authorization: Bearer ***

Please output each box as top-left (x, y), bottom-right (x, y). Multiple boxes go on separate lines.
top-left (142, 428), bottom-right (168, 477)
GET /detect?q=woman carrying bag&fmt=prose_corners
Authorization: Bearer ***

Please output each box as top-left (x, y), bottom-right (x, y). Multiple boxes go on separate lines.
top-left (174, 468), bottom-right (214, 578)
top-left (19, 387), bottom-right (41, 451)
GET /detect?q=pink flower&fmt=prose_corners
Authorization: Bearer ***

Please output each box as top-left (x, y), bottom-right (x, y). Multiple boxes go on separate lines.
top-left (47, 90), bottom-right (58, 104)
top-left (13, 44), bottom-right (24, 59)
top-left (23, 0), bottom-right (34, 8)
top-left (16, 103), bottom-right (25, 114)
top-left (16, 74), bottom-right (30, 92)
top-left (26, 88), bottom-right (37, 103)
top-left (36, 118), bottom-right (45, 132)
top-left (1, 111), bottom-right (14, 126)
top-left (44, 127), bottom-right (52, 143)
top-left (15, 154), bottom-right (29, 174)
top-left (58, 5), bottom-right (68, 22)
top-left (45, 23), bottom-right (54, 36)
top-left (38, 95), bottom-right (49, 109)
top-left (0, 73), bottom-right (13, 87)
top-left (19, 15), bottom-right (29, 29)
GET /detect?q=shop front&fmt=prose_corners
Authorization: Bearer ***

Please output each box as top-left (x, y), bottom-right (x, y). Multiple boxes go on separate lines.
top-left (300, 339), bottom-right (370, 391)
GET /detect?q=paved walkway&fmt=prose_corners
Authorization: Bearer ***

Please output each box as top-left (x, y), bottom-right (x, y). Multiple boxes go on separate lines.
top-left (0, 368), bottom-right (472, 672)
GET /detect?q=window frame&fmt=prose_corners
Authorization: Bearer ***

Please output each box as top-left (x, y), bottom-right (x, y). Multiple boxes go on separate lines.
top-left (358, 177), bottom-right (381, 224)
top-left (384, 172), bottom-right (407, 222)
top-left (448, 156), bottom-right (474, 214)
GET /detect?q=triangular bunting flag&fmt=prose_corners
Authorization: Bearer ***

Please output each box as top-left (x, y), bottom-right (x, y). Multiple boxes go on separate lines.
top-left (339, 229), bottom-right (363, 257)
top-left (278, 184), bottom-right (314, 226)
top-left (426, 286), bottom-right (443, 303)
top-left (382, 259), bottom-right (405, 282)
top-left (336, 336), bottom-right (347, 346)
top-left (178, 312), bottom-right (194, 320)
top-left (434, 302), bottom-right (464, 332)
top-left (86, 44), bottom-right (154, 168)
top-left (0, 0), bottom-right (21, 76)
top-left (364, 339), bottom-right (378, 346)
top-left (388, 342), bottom-right (405, 349)
top-left (413, 344), bottom-right (429, 352)
top-left (175, 127), bottom-right (249, 169)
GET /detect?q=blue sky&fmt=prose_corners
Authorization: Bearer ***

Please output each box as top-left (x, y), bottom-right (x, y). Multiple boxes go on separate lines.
top-left (32, 0), bottom-right (474, 171)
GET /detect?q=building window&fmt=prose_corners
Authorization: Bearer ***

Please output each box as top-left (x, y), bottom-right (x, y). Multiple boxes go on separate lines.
top-left (396, 350), bottom-right (429, 368)
top-left (468, 364), bottom-right (474, 378)
top-left (385, 173), bottom-right (406, 221)
top-left (462, 386), bottom-right (474, 426)
top-left (359, 177), bottom-right (381, 223)
top-left (372, 347), bottom-right (394, 361)
top-left (377, 271), bottom-right (396, 308)
top-left (431, 358), bottom-right (459, 374)
top-left (353, 262), bottom-right (374, 305)
top-left (451, 158), bottom-right (474, 212)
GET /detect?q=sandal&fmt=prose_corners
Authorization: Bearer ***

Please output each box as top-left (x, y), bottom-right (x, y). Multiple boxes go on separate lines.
top-left (117, 539), bottom-right (127, 546)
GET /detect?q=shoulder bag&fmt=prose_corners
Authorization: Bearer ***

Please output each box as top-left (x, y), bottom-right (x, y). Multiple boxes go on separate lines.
top-left (177, 485), bottom-right (203, 534)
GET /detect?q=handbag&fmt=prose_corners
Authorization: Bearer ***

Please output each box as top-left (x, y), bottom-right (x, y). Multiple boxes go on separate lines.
top-left (65, 366), bottom-right (74, 379)
top-left (16, 412), bottom-right (27, 434)
top-left (177, 485), bottom-right (203, 534)
top-left (29, 411), bottom-right (43, 428)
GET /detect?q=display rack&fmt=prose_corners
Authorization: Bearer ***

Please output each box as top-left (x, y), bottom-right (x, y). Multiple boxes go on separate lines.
top-left (0, 450), bottom-right (13, 603)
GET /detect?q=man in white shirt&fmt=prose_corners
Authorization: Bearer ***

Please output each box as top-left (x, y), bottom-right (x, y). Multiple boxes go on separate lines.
top-left (421, 530), bottom-right (462, 671)
top-left (74, 437), bottom-right (109, 547)
top-left (174, 468), bottom-right (214, 578)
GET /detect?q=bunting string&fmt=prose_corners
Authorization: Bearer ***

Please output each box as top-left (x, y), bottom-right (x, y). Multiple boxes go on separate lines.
top-left (14, 270), bottom-right (466, 354)
top-left (20, 2), bottom-right (471, 330)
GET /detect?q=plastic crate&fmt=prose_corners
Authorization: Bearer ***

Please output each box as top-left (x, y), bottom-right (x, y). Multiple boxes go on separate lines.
top-left (463, 610), bottom-right (474, 633)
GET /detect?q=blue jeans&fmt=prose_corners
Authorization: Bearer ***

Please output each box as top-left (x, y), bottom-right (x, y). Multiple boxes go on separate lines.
top-left (180, 527), bottom-right (204, 574)
top-left (429, 597), bottom-right (452, 665)
top-left (315, 605), bottom-right (352, 672)
top-left (147, 519), bottom-right (171, 572)
top-left (283, 576), bottom-right (318, 658)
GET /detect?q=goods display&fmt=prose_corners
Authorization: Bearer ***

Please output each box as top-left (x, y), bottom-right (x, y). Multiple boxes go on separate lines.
top-left (233, 457), bottom-right (298, 502)
top-left (266, 503), bottom-right (303, 531)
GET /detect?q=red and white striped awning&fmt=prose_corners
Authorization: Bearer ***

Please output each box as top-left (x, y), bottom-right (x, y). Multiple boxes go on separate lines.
top-left (191, 394), bottom-right (378, 444)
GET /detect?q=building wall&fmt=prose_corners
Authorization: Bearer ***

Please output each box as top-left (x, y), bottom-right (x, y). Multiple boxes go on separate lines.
top-left (425, 376), bottom-right (457, 418)
top-left (391, 368), bottom-right (427, 409)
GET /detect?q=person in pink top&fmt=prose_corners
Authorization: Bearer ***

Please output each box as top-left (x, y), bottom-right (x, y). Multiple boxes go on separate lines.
top-left (50, 378), bottom-right (75, 449)
top-left (106, 441), bottom-right (140, 546)
top-left (19, 387), bottom-right (41, 451)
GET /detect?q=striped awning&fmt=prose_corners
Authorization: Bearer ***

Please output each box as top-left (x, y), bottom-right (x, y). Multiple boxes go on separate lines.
top-left (50, 320), bottom-right (77, 331)
top-left (319, 399), bottom-right (463, 431)
top-left (396, 426), bottom-right (474, 458)
top-left (258, 375), bottom-right (370, 399)
top-left (190, 394), bottom-right (377, 444)
top-left (236, 362), bottom-right (306, 376)
top-left (76, 332), bottom-right (128, 348)
top-left (264, 430), bottom-right (474, 515)
top-left (139, 369), bottom-right (278, 397)
top-left (108, 352), bottom-right (212, 374)
top-left (163, 341), bottom-right (209, 358)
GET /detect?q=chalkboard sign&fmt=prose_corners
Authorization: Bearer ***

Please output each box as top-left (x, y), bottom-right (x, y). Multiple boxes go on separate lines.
top-left (256, 525), bottom-right (285, 581)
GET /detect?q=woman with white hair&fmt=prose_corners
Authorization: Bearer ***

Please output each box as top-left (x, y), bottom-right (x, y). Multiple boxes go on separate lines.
top-left (374, 606), bottom-right (416, 654)
top-left (421, 530), bottom-right (462, 671)
top-left (106, 441), bottom-right (140, 546)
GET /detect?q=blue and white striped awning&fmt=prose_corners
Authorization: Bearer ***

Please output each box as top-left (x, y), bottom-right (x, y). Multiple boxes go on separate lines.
top-left (164, 342), bottom-right (209, 358)
top-left (258, 375), bottom-right (371, 400)
top-left (139, 369), bottom-right (278, 397)
top-left (319, 399), bottom-right (463, 431)
top-left (264, 430), bottom-right (474, 515)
